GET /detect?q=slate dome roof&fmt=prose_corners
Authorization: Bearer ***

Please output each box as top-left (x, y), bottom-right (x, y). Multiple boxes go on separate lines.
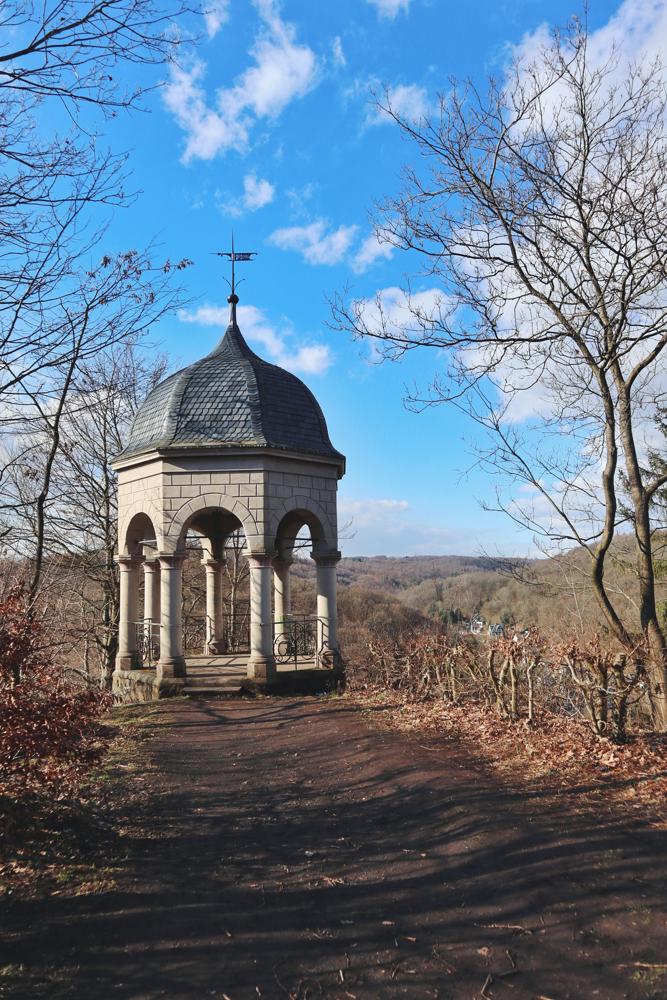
top-left (116, 297), bottom-right (344, 467)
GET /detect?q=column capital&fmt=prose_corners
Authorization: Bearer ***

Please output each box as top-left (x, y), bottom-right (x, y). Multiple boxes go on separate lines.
top-left (116, 553), bottom-right (142, 569)
top-left (143, 556), bottom-right (161, 571)
top-left (313, 550), bottom-right (341, 567)
top-left (272, 556), bottom-right (293, 571)
top-left (157, 551), bottom-right (186, 569)
top-left (247, 552), bottom-right (276, 569)
top-left (201, 556), bottom-right (224, 569)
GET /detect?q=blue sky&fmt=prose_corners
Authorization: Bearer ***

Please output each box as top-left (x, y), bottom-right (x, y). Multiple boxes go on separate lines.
top-left (103, 0), bottom-right (643, 557)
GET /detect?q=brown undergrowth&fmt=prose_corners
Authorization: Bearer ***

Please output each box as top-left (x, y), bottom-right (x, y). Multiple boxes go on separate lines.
top-left (0, 701), bottom-right (170, 901)
top-left (348, 689), bottom-right (667, 827)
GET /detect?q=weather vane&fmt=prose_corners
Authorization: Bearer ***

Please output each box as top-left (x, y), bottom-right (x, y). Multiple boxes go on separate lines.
top-left (214, 233), bottom-right (257, 298)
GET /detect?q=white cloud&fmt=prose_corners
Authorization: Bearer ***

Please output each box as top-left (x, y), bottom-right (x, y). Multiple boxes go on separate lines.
top-left (178, 302), bottom-right (333, 375)
top-left (286, 182), bottom-right (317, 218)
top-left (164, 60), bottom-right (243, 161)
top-left (366, 0), bottom-right (410, 20)
top-left (331, 36), bottom-right (346, 68)
top-left (238, 303), bottom-right (292, 357)
top-left (337, 497), bottom-right (474, 556)
top-left (353, 285), bottom-right (446, 344)
top-left (269, 222), bottom-right (393, 272)
top-left (203, 0), bottom-right (229, 38)
top-left (218, 172), bottom-right (275, 217)
top-left (281, 344), bottom-right (332, 374)
top-left (164, 1), bottom-right (318, 162)
top-left (339, 498), bottom-right (409, 527)
top-left (268, 219), bottom-right (359, 266)
top-left (352, 232), bottom-right (393, 273)
top-left (368, 82), bottom-right (429, 126)
top-left (236, 5), bottom-right (317, 119)
top-left (242, 173), bottom-right (275, 210)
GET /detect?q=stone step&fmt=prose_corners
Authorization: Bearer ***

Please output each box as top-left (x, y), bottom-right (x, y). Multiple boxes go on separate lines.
top-left (185, 674), bottom-right (245, 687)
top-left (183, 684), bottom-right (243, 699)
top-left (184, 675), bottom-right (242, 687)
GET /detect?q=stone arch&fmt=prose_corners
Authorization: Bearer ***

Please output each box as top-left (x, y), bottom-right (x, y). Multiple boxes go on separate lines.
top-left (165, 492), bottom-right (259, 553)
top-left (272, 494), bottom-right (336, 559)
top-left (120, 506), bottom-right (163, 556)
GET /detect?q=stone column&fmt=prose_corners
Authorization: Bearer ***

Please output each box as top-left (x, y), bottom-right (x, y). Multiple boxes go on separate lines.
top-left (315, 552), bottom-right (341, 662)
top-left (116, 554), bottom-right (140, 670)
top-left (203, 558), bottom-right (224, 654)
top-left (247, 554), bottom-right (276, 682)
top-left (217, 561), bottom-right (225, 647)
top-left (157, 553), bottom-right (186, 683)
top-left (142, 558), bottom-right (160, 647)
top-left (272, 558), bottom-right (292, 641)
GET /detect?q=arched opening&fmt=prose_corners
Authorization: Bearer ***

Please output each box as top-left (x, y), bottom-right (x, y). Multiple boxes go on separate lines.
top-left (273, 510), bottom-right (339, 668)
top-left (117, 512), bottom-right (160, 671)
top-left (178, 507), bottom-right (250, 657)
top-left (123, 511), bottom-right (158, 556)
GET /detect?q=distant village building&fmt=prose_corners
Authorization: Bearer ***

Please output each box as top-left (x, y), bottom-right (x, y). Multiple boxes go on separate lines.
top-left (469, 615), bottom-right (486, 635)
top-left (111, 284), bottom-right (345, 701)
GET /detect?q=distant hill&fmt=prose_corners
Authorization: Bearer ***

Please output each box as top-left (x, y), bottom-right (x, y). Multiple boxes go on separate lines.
top-left (293, 553), bottom-right (532, 592)
top-left (292, 553), bottom-right (526, 587)
top-left (292, 540), bottom-right (666, 637)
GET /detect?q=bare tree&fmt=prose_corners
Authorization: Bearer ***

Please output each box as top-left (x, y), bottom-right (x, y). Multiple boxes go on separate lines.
top-left (0, 0), bottom-right (195, 603)
top-left (4, 338), bottom-right (168, 687)
top-left (331, 22), bottom-right (667, 724)
top-left (1, 250), bottom-right (186, 599)
top-left (0, 0), bottom-right (195, 405)
top-left (0, 1), bottom-right (191, 111)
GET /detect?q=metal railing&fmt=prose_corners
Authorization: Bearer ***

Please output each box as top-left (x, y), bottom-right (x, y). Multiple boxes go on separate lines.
top-left (274, 615), bottom-right (324, 669)
top-left (133, 619), bottom-right (160, 667)
top-left (131, 611), bottom-right (334, 670)
top-left (183, 615), bottom-right (209, 655)
top-left (183, 603), bottom-right (251, 655)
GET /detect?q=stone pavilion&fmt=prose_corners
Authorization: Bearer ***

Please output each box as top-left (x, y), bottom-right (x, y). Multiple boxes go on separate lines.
top-left (111, 289), bottom-right (345, 700)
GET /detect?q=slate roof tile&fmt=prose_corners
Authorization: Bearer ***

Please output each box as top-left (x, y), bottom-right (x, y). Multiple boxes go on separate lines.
top-left (117, 320), bottom-right (344, 465)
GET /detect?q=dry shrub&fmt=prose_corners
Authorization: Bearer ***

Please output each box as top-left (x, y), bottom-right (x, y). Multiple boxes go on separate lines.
top-left (344, 623), bottom-right (650, 743)
top-left (0, 588), bottom-right (110, 801)
top-left (338, 587), bottom-right (425, 676)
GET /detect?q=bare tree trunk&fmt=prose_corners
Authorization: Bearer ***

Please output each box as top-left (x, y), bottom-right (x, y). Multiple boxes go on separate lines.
top-left (615, 384), bottom-right (667, 727)
top-left (28, 323), bottom-right (85, 604)
top-left (588, 375), bottom-right (633, 647)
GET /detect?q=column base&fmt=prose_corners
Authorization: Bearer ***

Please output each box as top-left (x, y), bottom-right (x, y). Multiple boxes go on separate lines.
top-left (111, 666), bottom-right (186, 703)
top-left (318, 647), bottom-right (341, 670)
top-left (116, 653), bottom-right (138, 671)
top-left (246, 655), bottom-right (277, 683)
top-left (157, 656), bottom-right (187, 680)
top-left (112, 666), bottom-right (157, 704)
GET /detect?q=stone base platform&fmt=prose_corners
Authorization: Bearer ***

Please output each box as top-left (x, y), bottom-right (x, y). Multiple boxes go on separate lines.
top-left (112, 653), bottom-right (344, 704)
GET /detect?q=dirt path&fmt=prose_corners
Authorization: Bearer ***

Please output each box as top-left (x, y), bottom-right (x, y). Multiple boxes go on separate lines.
top-left (3, 697), bottom-right (667, 999)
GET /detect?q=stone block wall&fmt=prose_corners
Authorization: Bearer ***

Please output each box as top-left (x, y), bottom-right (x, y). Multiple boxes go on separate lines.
top-left (116, 449), bottom-right (340, 556)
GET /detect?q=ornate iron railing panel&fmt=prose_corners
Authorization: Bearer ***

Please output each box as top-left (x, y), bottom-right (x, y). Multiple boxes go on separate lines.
top-left (134, 619), bottom-right (160, 667)
top-left (274, 615), bottom-right (322, 669)
top-left (182, 602), bottom-right (250, 655)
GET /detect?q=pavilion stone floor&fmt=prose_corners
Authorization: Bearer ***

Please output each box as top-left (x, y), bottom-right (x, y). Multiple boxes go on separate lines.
top-left (182, 653), bottom-right (321, 696)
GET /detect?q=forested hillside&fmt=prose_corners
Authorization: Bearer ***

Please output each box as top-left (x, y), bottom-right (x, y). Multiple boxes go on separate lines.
top-left (292, 537), bottom-right (667, 638)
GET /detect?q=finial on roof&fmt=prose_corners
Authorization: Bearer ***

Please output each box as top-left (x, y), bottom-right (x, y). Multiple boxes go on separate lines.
top-left (228, 291), bottom-right (239, 326)
top-left (214, 234), bottom-right (257, 328)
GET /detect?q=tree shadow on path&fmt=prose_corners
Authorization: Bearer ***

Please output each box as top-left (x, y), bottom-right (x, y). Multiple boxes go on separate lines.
top-left (3, 698), bottom-right (667, 999)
